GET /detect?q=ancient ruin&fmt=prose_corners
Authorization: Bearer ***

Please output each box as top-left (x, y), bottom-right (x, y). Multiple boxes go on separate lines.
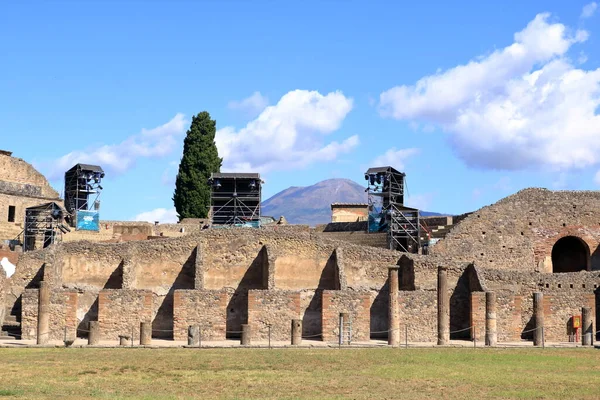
top-left (0, 150), bottom-right (598, 346)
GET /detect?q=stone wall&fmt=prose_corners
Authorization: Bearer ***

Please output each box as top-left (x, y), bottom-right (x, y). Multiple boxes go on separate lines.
top-left (399, 291), bottom-right (437, 342)
top-left (21, 288), bottom-right (78, 340)
top-left (0, 153), bottom-right (61, 242)
top-left (173, 289), bottom-right (228, 341)
top-left (322, 290), bottom-right (370, 342)
top-left (247, 289), bottom-right (301, 341)
top-left (432, 189), bottom-right (600, 272)
top-left (97, 289), bottom-right (153, 340)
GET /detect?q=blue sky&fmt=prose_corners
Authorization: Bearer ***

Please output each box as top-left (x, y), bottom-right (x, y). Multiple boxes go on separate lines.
top-left (1, 1), bottom-right (599, 222)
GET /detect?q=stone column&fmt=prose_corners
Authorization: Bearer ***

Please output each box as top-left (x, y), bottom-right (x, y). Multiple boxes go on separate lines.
top-left (485, 292), bottom-right (497, 346)
top-left (140, 322), bottom-right (152, 346)
top-left (37, 281), bottom-right (50, 345)
top-left (533, 292), bottom-right (544, 347)
top-left (241, 324), bottom-right (251, 345)
top-left (88, 321), bottom-right (99, 345)
top-left (291, 319), bottom-right (302, 345)
top-left (437, 267), bottom-right (449, 345)
top-left (582, 306), bottom-right (593, 346)
top-left (388, 266), bottom-right (400, 347)
top-left (188, 325), bottom-right (199, 346)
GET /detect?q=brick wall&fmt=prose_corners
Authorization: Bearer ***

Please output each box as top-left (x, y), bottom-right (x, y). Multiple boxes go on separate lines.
top-left (173, 289), bottom-right (228, 341)
top-left (247, 289), bottom-right (301, 341)
top-left (470, 292), bottom-right (486, 342)
top-left (322, 290), bottom-right (370, 342)
top-left (98, 289), bottom-right (153, 340)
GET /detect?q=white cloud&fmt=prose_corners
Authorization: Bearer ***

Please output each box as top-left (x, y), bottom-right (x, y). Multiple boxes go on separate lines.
top-left (379, 13), bottom-right (600, 172)
top-left (134, 207), bottom-right (178, 223)
top-left (405, 193), bottom-right (434, 211)
top-left (228, 92), bottom-right (269, 116)
top-left (594, 170), bottom-right (600, 185)
top-left (578, 51), bottom-right (588, 64)
top-left (161, 160), bottom-right (178, 186)
top-left (216, 90), bottom-right (357, 173)
top-left (42, 114), bottom-right (187, 180)
top-left (581, 2), bottom-right (597, 18)
top-left (371, 148), bottom-right (420, 170)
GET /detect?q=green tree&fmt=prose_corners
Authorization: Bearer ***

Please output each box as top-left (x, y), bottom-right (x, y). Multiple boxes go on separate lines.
top-left (173, 111), bottom-right (222, 220)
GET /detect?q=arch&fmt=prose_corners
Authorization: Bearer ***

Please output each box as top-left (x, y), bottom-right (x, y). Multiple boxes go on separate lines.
top-left (551, 236), bottom-right (590, 273)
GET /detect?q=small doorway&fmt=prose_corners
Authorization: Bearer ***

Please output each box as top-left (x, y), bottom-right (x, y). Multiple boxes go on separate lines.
top-left (8, 205), bottom-right (15, 222)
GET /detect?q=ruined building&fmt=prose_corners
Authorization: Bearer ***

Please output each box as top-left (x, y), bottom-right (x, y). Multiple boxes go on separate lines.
top-left (0, 151), bottom-right (598, 344)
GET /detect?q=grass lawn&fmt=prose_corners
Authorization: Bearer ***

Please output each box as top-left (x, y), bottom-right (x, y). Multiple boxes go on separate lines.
top-left (0, 347), bottom-right (598, 399)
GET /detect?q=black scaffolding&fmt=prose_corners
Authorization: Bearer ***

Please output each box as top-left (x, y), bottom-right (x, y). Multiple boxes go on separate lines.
top-left (208, 173), bottom-right (262, 227)
top-left (23, 202), bottom-right (70, 252)
top-left (64, 163), bottom-right (104, 229)
top-left (365, 166), bottom-right (421, 253)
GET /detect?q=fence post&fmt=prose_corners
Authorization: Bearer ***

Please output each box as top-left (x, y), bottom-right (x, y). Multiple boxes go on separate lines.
top-left (131, 326), bottom-right (134, 347)
top-left (199, 325), bottom-right (202, 348)
top-left (405, 325), bottom-right (408, 349)
top-left (268, 324), bottom-right (271, 349)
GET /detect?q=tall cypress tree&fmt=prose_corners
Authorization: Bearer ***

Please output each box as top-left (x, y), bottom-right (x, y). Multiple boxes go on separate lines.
top-left (173, 111), bottom-right (222, 220)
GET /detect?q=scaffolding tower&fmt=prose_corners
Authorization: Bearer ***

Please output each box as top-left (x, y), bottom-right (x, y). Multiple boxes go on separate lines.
top-left (23, 202), bottom-right (70, 252)
top-left (64, 164), bottom-right (104, 230)
top-left (208, 173), bottom-right (262, 227)
top-left (365, 166), bottom-right (421, 253)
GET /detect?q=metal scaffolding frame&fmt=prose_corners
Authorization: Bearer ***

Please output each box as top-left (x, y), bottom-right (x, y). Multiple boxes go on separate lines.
top-left (208, 173), bottom-right (262, 227)
top-left (365, 166), bottom-right (421, 253)
top-left (23, 202), bottom-right (70, 252)
top-left (64, 163), bottom-right (104, 229)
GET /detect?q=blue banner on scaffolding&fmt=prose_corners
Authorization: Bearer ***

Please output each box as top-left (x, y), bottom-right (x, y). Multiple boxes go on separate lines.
top-left (368, 197), bottom-right (388, 233)
top-left (76, 210), bottom-right (100, 231)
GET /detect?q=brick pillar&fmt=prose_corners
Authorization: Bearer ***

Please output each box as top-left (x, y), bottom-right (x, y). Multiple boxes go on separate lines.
top-left (437, 267), bottom-right (449, 345)
top-left (533, 292), bottom-right (544, 346)
top-left (88, 321), bottom-right (100, 345)
top-left (388, 266), bottom-right (400, 346)
top-left (36, 281), bottom-right (50, 345)
top-left (582, 306), bottom-right (593, 346)
top-left (291, 319), bottom-right (302, 345)
top-left (485, 292), bottom-right (497, 346)
top-left (140, 322), bottom-right (152, 345)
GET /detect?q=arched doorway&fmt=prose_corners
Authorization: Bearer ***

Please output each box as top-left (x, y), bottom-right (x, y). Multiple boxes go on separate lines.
top-left (551, 236), bottom-right (590, 273)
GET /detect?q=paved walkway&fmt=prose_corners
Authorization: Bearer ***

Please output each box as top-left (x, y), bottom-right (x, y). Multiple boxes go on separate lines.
top-left (0, 338), bottom-right (595, 349)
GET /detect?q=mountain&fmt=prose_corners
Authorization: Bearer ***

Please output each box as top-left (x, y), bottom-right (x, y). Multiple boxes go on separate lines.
top-left (262, 178), bottom-right (367, 226)
top-left (261, 178), bottom-right (446, 226)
